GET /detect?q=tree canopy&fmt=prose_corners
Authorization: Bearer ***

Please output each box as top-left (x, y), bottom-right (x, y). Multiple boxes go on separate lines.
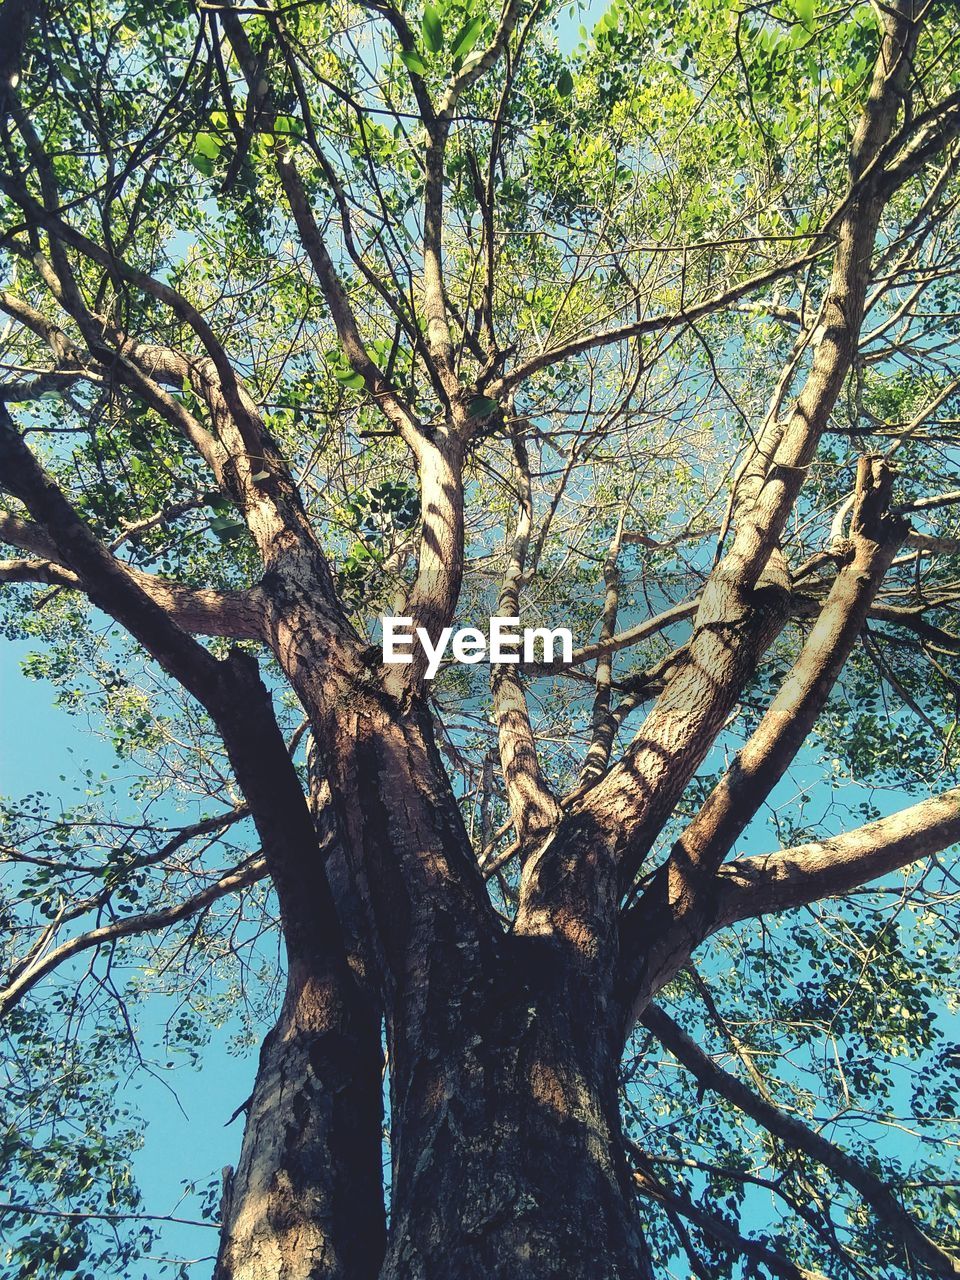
top-left (1, 0), bottom-right (960, 1277)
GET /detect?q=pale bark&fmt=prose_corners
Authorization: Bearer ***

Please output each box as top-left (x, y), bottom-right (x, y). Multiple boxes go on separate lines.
top-left (490, 429), bottom-right (560, 850)
top-left (618, 454), bottom-right (907, 1012)
top-left (712, 784), bottom-right (960, 930)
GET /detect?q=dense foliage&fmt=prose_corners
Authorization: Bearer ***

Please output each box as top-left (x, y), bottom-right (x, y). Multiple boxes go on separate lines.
top-left (2, 0), bottom-right (960, 1276)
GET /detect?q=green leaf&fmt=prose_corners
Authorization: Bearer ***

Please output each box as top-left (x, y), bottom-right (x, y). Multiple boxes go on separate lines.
top-left (193, 131), bottom-right (221, 159)
top-left (335, 366), bottom-right (366, 391)
top-left (794, 0), bottom-right (815, 29)
top-left (422, 4), bottom-right (443, 53)
top-left (190, 152), bottom-right (215, 176)
top-left (450, 15), bottom-right (484, 61)
top-left (467, 395), bottom-right (499, 419)
top-left (556, 67), bottom-right (574, 97)
top-left (400, 48), bottom-right (428, 75)
top-left (209, 515), bottom-right (246, 540)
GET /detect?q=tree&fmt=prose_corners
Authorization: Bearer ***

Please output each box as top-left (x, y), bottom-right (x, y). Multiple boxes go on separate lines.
top-left (1, 0), bottom-right (960, 1275)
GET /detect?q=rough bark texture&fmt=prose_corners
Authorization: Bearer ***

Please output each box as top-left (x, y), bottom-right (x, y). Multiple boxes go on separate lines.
top-left (214, 964), bottom-right (385, 1280)
top-left (381, 944), bottom-right (653, 1280)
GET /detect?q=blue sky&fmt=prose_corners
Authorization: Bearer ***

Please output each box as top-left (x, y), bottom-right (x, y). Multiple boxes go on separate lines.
top-left (1, 642), bottom-right (250, 1271)
top-left (2, 0), bottom-right (958, 1271)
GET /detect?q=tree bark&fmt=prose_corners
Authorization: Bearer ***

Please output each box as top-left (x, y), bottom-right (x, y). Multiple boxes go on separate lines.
top-left (268, 623), bottom-right (652, 1277)
top-left (214, 961), bottom-right (385, 1280)
top-left (381, 942), bottom-right (653, 1280)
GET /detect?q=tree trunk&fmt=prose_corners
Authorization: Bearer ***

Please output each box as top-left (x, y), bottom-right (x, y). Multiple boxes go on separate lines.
top-left (232, 628), bottom-right (652, 1277)
top-left (381, 940), bottom-right (653, 1280)
top-left (214, 960), bottom-right (386, 1280)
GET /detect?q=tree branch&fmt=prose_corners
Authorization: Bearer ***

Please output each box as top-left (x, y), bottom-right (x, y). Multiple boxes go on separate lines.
top-left (0, 401), bottom-right (350, 975)
top-left (0, 855), bottom-right (267, 1018)
top-left (642, 1003), bottom-right (960, 1279)
top-left (216, 8), bottom-right (426, 454)
top-left (490, 427), bottom-right (560, 850)
top-left (713, 785), bottom-right (960, 931)
top-left (630, 1144), bottom-right (828, 1280)
top-left (518, 0), bottom-right (924, 939)
top-left (660, 457), bottom-right (906, 913)
top-left (0, 509), bottom-right (264, 638)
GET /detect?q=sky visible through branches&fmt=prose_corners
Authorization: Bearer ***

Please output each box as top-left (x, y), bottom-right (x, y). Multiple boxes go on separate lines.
top-left (3, 0), bottom-right (960, 1275)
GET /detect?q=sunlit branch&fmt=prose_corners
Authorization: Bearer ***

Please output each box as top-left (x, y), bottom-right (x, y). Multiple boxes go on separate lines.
top-left (0, 854), bottom-right (267, 1018)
